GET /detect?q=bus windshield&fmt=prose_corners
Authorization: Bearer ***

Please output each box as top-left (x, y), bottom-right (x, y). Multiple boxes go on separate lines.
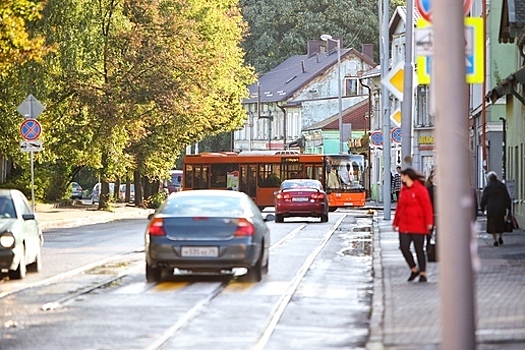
top-left (325, 155), bottom-right (366, 193)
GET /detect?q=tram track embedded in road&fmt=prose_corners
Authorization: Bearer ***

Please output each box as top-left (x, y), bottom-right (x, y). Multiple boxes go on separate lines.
top-left (145, 214), bottom-right (348, 350)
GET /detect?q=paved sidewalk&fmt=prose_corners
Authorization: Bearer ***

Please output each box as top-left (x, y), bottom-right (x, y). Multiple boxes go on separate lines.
top-left (35, 203), bottom-right (154, 230)
top-left (367, 210), bottom-right (525, 349)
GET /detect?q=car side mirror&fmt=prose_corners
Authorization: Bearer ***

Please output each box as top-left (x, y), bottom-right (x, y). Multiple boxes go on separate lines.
top-left (22, 214), bottom-right (36, 221)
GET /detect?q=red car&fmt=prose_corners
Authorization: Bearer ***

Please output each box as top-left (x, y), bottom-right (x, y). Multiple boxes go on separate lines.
top-left (274, 179), bottom-right (329, 223)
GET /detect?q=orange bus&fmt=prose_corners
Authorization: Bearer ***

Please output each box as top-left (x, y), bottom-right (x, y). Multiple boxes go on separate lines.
top-left (182, 151), bottom-right (367, 210)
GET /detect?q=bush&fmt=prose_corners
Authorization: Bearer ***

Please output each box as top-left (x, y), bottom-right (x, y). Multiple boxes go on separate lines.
top-left (145, 191), bottom-right (167, 209)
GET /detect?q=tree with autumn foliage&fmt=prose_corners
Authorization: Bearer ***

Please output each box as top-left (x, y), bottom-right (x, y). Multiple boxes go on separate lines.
top-left (4, 0), bottom-right (254, 207)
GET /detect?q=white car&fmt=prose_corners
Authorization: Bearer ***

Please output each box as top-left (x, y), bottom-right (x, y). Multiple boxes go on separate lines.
top-left (91, 182), bottom-right (115, 204)
top-left (119, 184), bottom-right (135, 202)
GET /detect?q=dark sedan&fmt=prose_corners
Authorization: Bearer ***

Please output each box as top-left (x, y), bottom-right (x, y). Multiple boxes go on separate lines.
top-left (274, 179), bottom-right (329, 223)
top-left (145, 190), bottom-right (271, 283)
top-left (0, 189), bottom-right (43, 279)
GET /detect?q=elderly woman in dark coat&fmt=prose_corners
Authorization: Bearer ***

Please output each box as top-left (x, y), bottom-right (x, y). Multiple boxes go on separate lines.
top-left (480, 171), bottom-right (512, 246)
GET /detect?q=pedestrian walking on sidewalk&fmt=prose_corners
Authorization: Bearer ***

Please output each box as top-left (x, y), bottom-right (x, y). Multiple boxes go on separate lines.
top-left (480, 171), bottom-right (512, 246)
top-left (393, 168), bottom-right (434, 283)
top-left (391, 166), bottom-right (401, 202)
top-left (425, 170), bottom-right (436, 247)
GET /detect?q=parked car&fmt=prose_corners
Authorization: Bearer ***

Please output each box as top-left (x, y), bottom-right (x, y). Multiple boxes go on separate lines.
top-left (165, 169), bottom-right (183, 194)
top-left (91, 182), bottom-right (115, 204)
top-left (145, 190), bottom-right (272, 283)
top-left (70, 182), bottom-right (83, 199)
top-left (0, 189), bottom-right (43, 280)
top-left (274, 179), bottom-right (329, 223)
top-left (119, 184), bottom-right (135, 202)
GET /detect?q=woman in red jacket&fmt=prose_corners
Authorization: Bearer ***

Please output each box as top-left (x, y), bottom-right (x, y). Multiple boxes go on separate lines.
top-left (393, 168), bottom-right (434, 283)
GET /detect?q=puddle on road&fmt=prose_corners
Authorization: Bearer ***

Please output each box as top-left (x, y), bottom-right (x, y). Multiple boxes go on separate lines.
top-left (86, 261), bottom-right (130, 275)
top-left (340, 225), bottom-right (373, 257)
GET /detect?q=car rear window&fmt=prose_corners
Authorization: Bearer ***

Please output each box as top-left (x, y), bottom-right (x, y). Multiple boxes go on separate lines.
top-left (282, 181), bottom-right (320, 190)
top-left (161, 196), bottom-right (244, 217)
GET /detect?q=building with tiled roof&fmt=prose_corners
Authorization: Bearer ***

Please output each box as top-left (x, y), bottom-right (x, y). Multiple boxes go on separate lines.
top-left (234, 39), bottom-right (377, 152)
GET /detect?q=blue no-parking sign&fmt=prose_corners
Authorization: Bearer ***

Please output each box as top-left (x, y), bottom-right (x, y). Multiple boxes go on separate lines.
top-left (20, 118), bottom-right (42, 141)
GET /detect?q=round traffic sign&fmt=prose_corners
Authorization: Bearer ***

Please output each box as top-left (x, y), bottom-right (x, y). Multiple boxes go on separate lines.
top-left (370, 131), bottom-right (383, 146)
top-left (416, 0), bottom-right (472, 22)
top-left (20, 118), bottom-right (42, 141)
top-left (416, 0), bottom-right (432, 22)
top-left (391, 127), bottom-right (402, 143)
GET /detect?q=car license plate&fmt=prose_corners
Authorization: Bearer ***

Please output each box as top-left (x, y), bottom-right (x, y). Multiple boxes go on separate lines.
top-left (292, 197), bottom-right (308, 202)
top-left (181, 246), bottom-right (219, 257)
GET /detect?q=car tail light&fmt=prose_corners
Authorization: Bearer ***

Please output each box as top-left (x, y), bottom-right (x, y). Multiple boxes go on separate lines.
top-left (233, 218), bottom-right (255, 237)
top-left (310, 193), bottom-right (325, 201)
top-left (276, 192), bottom-right (292, 201)
top-left (147, 217), bottom-right (166, 236)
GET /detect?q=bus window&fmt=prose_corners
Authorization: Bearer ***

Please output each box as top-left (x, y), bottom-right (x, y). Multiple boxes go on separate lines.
top-left (306, 165), bottom-right (324, 183)
top-left (284, 163), bottom-right (303, 179)
top-left (259, 164), bottom-right (281, 188)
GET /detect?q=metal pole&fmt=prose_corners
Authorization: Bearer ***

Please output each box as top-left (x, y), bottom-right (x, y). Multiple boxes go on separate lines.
top-left (500, 117), bottom-right (506, 181)
top-left (401, 0), bottom-right (414, 168)
top-left (434, 0), bottom-right (476, 348)
top-left (337, 40), bottom-right (343, 154)
top-left (381, 0), bottom-right (391, 218)
top-left (30, 151), bottom-right (35, 211)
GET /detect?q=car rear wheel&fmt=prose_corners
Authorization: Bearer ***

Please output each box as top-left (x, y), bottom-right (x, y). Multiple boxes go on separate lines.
top-left (146, 262), bottom-right (162, 283)
top-left (240, 249), bottom-right (263, 283)
top-left (320, 214), bottom-right (329, 223)
top-left (27, 248), bottom-right (42, 272)
top-left (9, 252), bottom-right (26, 280)
top-left (275, 214), bottom-right (284, 223)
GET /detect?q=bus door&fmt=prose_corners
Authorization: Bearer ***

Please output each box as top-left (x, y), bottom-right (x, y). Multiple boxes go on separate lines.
top-left (257, 163), bottom-right (281, 208)
top-left (239, 164), bottom-right (257, 198)
top-left (190, 165), bottom-right (210, 189)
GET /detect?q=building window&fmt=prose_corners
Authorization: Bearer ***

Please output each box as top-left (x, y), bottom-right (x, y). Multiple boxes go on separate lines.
top-left (415, 86), bottom-right (432, 127)
top-left (345, 78), bottom-right (360, 96)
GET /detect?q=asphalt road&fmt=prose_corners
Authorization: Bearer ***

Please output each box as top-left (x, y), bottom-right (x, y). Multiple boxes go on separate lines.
top-left (0, 211), bottom-right (374, 350)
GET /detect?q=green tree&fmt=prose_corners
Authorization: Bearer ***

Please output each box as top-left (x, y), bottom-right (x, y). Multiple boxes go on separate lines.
top-left (0, 0), bottom-right (47, 75)
top-left (241, 0), bottom-right (381, 73)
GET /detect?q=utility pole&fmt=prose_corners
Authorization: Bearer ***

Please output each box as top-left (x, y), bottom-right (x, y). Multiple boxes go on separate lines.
top-left (380, 0), bottom-right (391, 218)
top-left (434, 0), bottom-right (476, 348)
top-left (401, 0), bottom-right (414, 169)
top-left (500, 117), bottom-right (506, 181)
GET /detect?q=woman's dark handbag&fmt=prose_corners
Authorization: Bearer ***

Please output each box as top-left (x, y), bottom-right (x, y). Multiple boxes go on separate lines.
top-left (427, 242), bottom-right (437, 262)
top-left (426, 227), bottom-right (437, 262)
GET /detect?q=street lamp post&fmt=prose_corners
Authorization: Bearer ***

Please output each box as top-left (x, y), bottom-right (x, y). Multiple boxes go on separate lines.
top-left (321, 34), bottom-right (344, 154)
